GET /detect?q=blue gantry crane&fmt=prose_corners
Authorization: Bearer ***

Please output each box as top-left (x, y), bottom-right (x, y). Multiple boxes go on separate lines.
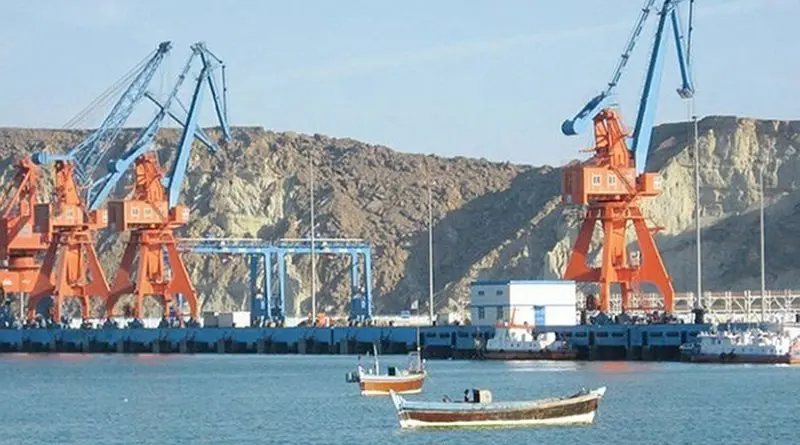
top-left (561, 0), bottom-right (695, 174)
top-left (178, 238), bottom-right (374, 325)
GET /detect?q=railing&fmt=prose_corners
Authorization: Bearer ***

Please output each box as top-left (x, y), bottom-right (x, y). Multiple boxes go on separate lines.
top-left (577, 289), bottom-right (800, 322)
top-left (178, 237), bottom-right (369, 249)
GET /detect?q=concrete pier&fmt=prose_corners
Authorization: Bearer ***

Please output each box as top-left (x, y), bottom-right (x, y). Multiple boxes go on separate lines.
top-left (0, 322), bottom-right (776, 361)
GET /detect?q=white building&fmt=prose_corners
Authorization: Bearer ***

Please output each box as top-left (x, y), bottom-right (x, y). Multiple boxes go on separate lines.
top-left (469, 280), bottom-right (577, 327)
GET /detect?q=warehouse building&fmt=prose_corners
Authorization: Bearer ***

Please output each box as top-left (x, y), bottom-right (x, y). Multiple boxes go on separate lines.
top-left (468, 280), bottom-right (577, 327)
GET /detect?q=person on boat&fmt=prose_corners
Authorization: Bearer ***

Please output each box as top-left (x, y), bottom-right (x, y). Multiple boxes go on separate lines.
top-left (463, 390), bottom-right (471, 402)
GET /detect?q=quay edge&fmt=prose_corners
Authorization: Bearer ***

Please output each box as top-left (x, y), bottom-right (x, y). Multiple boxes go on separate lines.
top-left (0, 322), bottom-right (782, 360)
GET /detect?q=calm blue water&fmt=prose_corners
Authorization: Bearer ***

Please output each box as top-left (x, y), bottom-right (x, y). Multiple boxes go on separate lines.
top-left (0, 354), bottom-right (797, 445)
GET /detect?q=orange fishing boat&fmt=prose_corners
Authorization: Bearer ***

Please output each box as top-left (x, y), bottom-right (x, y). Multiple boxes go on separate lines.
top-left (346, 344), bottom-right (426, 396)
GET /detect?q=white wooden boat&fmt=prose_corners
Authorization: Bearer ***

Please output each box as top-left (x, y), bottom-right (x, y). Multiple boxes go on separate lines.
top-left (345, 343), bottom-right (426, 396)
top-left (389, 386), bottom-right (606, 429)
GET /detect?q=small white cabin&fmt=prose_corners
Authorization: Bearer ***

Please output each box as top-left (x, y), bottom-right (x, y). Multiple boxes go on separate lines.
top-left (468, 280), bottom-right (577, 327)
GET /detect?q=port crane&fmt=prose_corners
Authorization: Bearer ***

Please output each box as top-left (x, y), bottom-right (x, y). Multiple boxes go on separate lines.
top-left (0, 158), bottom-right (47, 296)
top-left (27, 41), bottom-right (173, 323)
top-left (103, 42), bottom-right (231, 326)
top-left (560, 0), bottom-right (695, 314)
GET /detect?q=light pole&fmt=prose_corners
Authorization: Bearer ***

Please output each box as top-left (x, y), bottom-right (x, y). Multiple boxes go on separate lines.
top-left (428, 176), bottom-right (434, 325)
top-left (760, 168), bottom-right (766, 322)
top-left (310, 149), bottom-right (316, 324)
top-left (693, 114), bottom-right (702, 309)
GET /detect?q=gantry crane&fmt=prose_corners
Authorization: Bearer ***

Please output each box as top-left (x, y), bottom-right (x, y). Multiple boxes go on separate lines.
top-left (0, 158), bottom-right (47, 295)
top-left (103, 42), bottom-right (231, 326)
top-left (27, 41), bottom-right (173, 323)
top-left (560, 0), bottom-right (695, 314)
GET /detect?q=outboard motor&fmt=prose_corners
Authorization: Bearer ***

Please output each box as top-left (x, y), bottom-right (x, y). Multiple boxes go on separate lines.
top-left (345, 371), bottom-right (360, 383)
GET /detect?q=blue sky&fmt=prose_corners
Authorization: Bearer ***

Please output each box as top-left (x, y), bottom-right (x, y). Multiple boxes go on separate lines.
top-left (1, 0), bottom-right (797, 167)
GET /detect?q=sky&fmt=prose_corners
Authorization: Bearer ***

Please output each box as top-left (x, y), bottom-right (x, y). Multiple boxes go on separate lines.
top-left (1, 0), bottom-right (797, 167)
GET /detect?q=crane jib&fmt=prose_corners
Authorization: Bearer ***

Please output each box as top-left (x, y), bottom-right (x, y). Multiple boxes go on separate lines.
top-left (561, 0), bottom-right (695, 175)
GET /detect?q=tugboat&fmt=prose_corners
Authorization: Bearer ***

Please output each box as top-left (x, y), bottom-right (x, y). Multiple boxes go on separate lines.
top-left (478, 309), bottom-right (577, 360)
top-left (680, 327), bottom-right (800, 364)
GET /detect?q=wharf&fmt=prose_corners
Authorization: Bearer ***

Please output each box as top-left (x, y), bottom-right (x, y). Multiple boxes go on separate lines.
top-left (0, 322), bottom-right (777, 360)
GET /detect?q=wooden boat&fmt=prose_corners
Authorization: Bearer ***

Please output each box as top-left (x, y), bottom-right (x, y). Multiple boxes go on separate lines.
top-left (345, 344), bottom-right (426, 396)
top-left (389, 386), bottom-right (607, 429)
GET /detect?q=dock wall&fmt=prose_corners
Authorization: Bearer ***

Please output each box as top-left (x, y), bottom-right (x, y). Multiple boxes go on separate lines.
top-left (0, 322), bottom-right (774, 360)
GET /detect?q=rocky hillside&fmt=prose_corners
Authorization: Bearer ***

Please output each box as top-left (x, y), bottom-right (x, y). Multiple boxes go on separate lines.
top-left (0, 116), bottom-right (798, 317)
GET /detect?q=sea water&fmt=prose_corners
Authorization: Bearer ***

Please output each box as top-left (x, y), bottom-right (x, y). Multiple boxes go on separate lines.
top-left (0, 354), bottom-right (797, 445)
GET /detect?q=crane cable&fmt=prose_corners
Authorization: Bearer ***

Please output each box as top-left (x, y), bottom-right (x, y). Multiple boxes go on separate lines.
top-left (61, 49), bottom-right (158, 130)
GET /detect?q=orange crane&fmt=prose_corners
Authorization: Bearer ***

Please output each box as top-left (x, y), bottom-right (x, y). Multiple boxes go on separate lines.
top-left (103, 42), bottom-right (230, 326)
top-left (27, 42), bottom-right (173, 323)
top-left (0, 158), bottom-right (47, 294)
top-left (27, 157), bottom-right (111, 323)
top-left (560, 0), bottom-right (695, 314)
top-left (105, 153), bottom-right (196, 323)
top-left (562, 109), bottom-right (672, 313)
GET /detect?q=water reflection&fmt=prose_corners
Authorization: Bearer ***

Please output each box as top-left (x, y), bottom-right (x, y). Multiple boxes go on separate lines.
top-left (503, 360), bottom-right (581, 372)
top-left (0, 352), bottom-right (95, 362)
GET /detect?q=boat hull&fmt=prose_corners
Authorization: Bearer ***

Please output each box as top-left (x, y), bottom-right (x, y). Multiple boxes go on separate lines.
top-left (359, 373), bottom-right (425, 396)
top-left (684, 353), bottom-right (800, 365)
top-left (397, 410), bottom-right (596, 429)
top-left (390, 387), bottom-right (605, 429)
top-left (481, 350), bottom-right (578, 361)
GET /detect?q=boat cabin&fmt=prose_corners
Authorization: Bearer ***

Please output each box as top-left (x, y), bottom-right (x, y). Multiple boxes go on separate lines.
top-left (464, 389), bottom-right (492, 404)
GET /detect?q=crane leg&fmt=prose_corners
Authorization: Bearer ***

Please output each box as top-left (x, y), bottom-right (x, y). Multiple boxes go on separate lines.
top-left (630, 207), bottom-right (674, 312)
top-left (164, 237), bottom-right (198, 320)
top-left (28, 230), bottom-right (108, 323)
top-left (28, 240), bottom-right (58, 320)
top-left (564, 210), bottom-right (600, 282)
top-left (107, 235), bottom-right (139, 318)
top-left (564, 202), bottom-right (673, 314)
top-left (79, 231), bottom-right (109, 318)
top-left (109, 229), bottom-right (198, 321)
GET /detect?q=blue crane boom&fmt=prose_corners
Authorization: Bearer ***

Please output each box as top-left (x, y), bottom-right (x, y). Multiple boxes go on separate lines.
top-left (143, 92), bottom-right (217, 151)
top-left (32, 41), bottom-right (173, 191)
top-left (166, 42), bottom-right (231, 208)
top-left (561, 0), bottom-right (694, 174)
top-left (86, 48), bottom-right (198, 211)
top-left (84, 42), bottom-right (229, 212)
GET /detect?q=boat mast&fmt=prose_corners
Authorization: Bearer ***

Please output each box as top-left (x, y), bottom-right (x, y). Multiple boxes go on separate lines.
top-left (416, 326), bottom-right (422, 369)
top-left (373, 343), bottom-right (379, 373)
